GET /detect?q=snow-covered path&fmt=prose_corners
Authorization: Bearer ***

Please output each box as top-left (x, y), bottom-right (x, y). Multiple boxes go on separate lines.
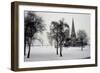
top-left (24, 45), bottom-right (90, 62)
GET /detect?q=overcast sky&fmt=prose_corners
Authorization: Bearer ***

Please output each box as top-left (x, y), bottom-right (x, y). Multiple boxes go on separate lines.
top-left (25, 11), bottom-right (90, 45)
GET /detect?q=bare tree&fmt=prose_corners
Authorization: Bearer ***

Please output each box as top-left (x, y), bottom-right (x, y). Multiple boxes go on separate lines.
top-left (77, 30), bottom-right (87, 51)
top-left (47, 32), bottom-right (53, 46)
top-left (50, 19), bottom-right (69, 56)
top-left (50, 21), bottom-right (59, 55)
top-left (58, 19), bottom-right (69, 56)
top-left (24, 11), bottom-right (45, 58)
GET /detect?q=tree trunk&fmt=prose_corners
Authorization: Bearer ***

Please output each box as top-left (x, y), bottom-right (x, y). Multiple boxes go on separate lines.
top-left (81, 40), bottom-right (83, 51)
top-left (27, 44), bottom-right (31, 58)
top-left (60, 44), bottom-right (62, 57)
top-left (24, 40), bottom-right (26, 56)
top-left (56, 37), bottom-right (59, 55)
top-left (56, 44), bottom-right (58, 55)
top-left (81, 46), bottom-right (83, 51)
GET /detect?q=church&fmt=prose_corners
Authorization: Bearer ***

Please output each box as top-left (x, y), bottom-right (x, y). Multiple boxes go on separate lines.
top-left (64, 18), bottom-right (79, 47)
top-left (64, 18), bottom-right (88, 47)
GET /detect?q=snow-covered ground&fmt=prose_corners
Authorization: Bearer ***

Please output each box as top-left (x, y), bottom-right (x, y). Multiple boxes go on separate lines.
top-left (24, 45), bottom-right (90, 62)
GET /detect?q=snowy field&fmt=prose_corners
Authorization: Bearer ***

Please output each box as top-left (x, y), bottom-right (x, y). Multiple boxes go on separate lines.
top-left (24, 45), bottom-right (90, 62)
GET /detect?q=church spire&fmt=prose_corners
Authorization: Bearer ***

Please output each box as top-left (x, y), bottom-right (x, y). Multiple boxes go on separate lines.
top-left (71, 18), bottom-right (76, 38)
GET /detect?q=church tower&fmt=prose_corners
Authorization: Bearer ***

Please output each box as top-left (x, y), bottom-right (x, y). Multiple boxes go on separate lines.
top-left (71, 18), bottom-right (76, 38)
top-left (71, 18), bottom-right (76, 46)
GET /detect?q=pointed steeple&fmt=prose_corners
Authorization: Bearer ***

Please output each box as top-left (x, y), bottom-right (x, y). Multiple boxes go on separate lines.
top-left (71, 18), bottom-right (76, 38)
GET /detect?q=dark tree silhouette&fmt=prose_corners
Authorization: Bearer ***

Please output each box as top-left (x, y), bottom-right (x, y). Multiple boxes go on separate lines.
top-left (50, 19), bottom-right (69, 56)
top-left (50, 21), bottom-right (59, 55)
top-left (58, 19), bottom-right (69, 56)
top-left (24, 11), bottom-right (45, 58)
top-left (77, 30), bottom-right (87, 51)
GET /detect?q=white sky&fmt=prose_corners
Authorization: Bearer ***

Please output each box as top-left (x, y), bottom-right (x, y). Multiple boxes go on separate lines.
top-left (34, 11), bottom-right (90, 36)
